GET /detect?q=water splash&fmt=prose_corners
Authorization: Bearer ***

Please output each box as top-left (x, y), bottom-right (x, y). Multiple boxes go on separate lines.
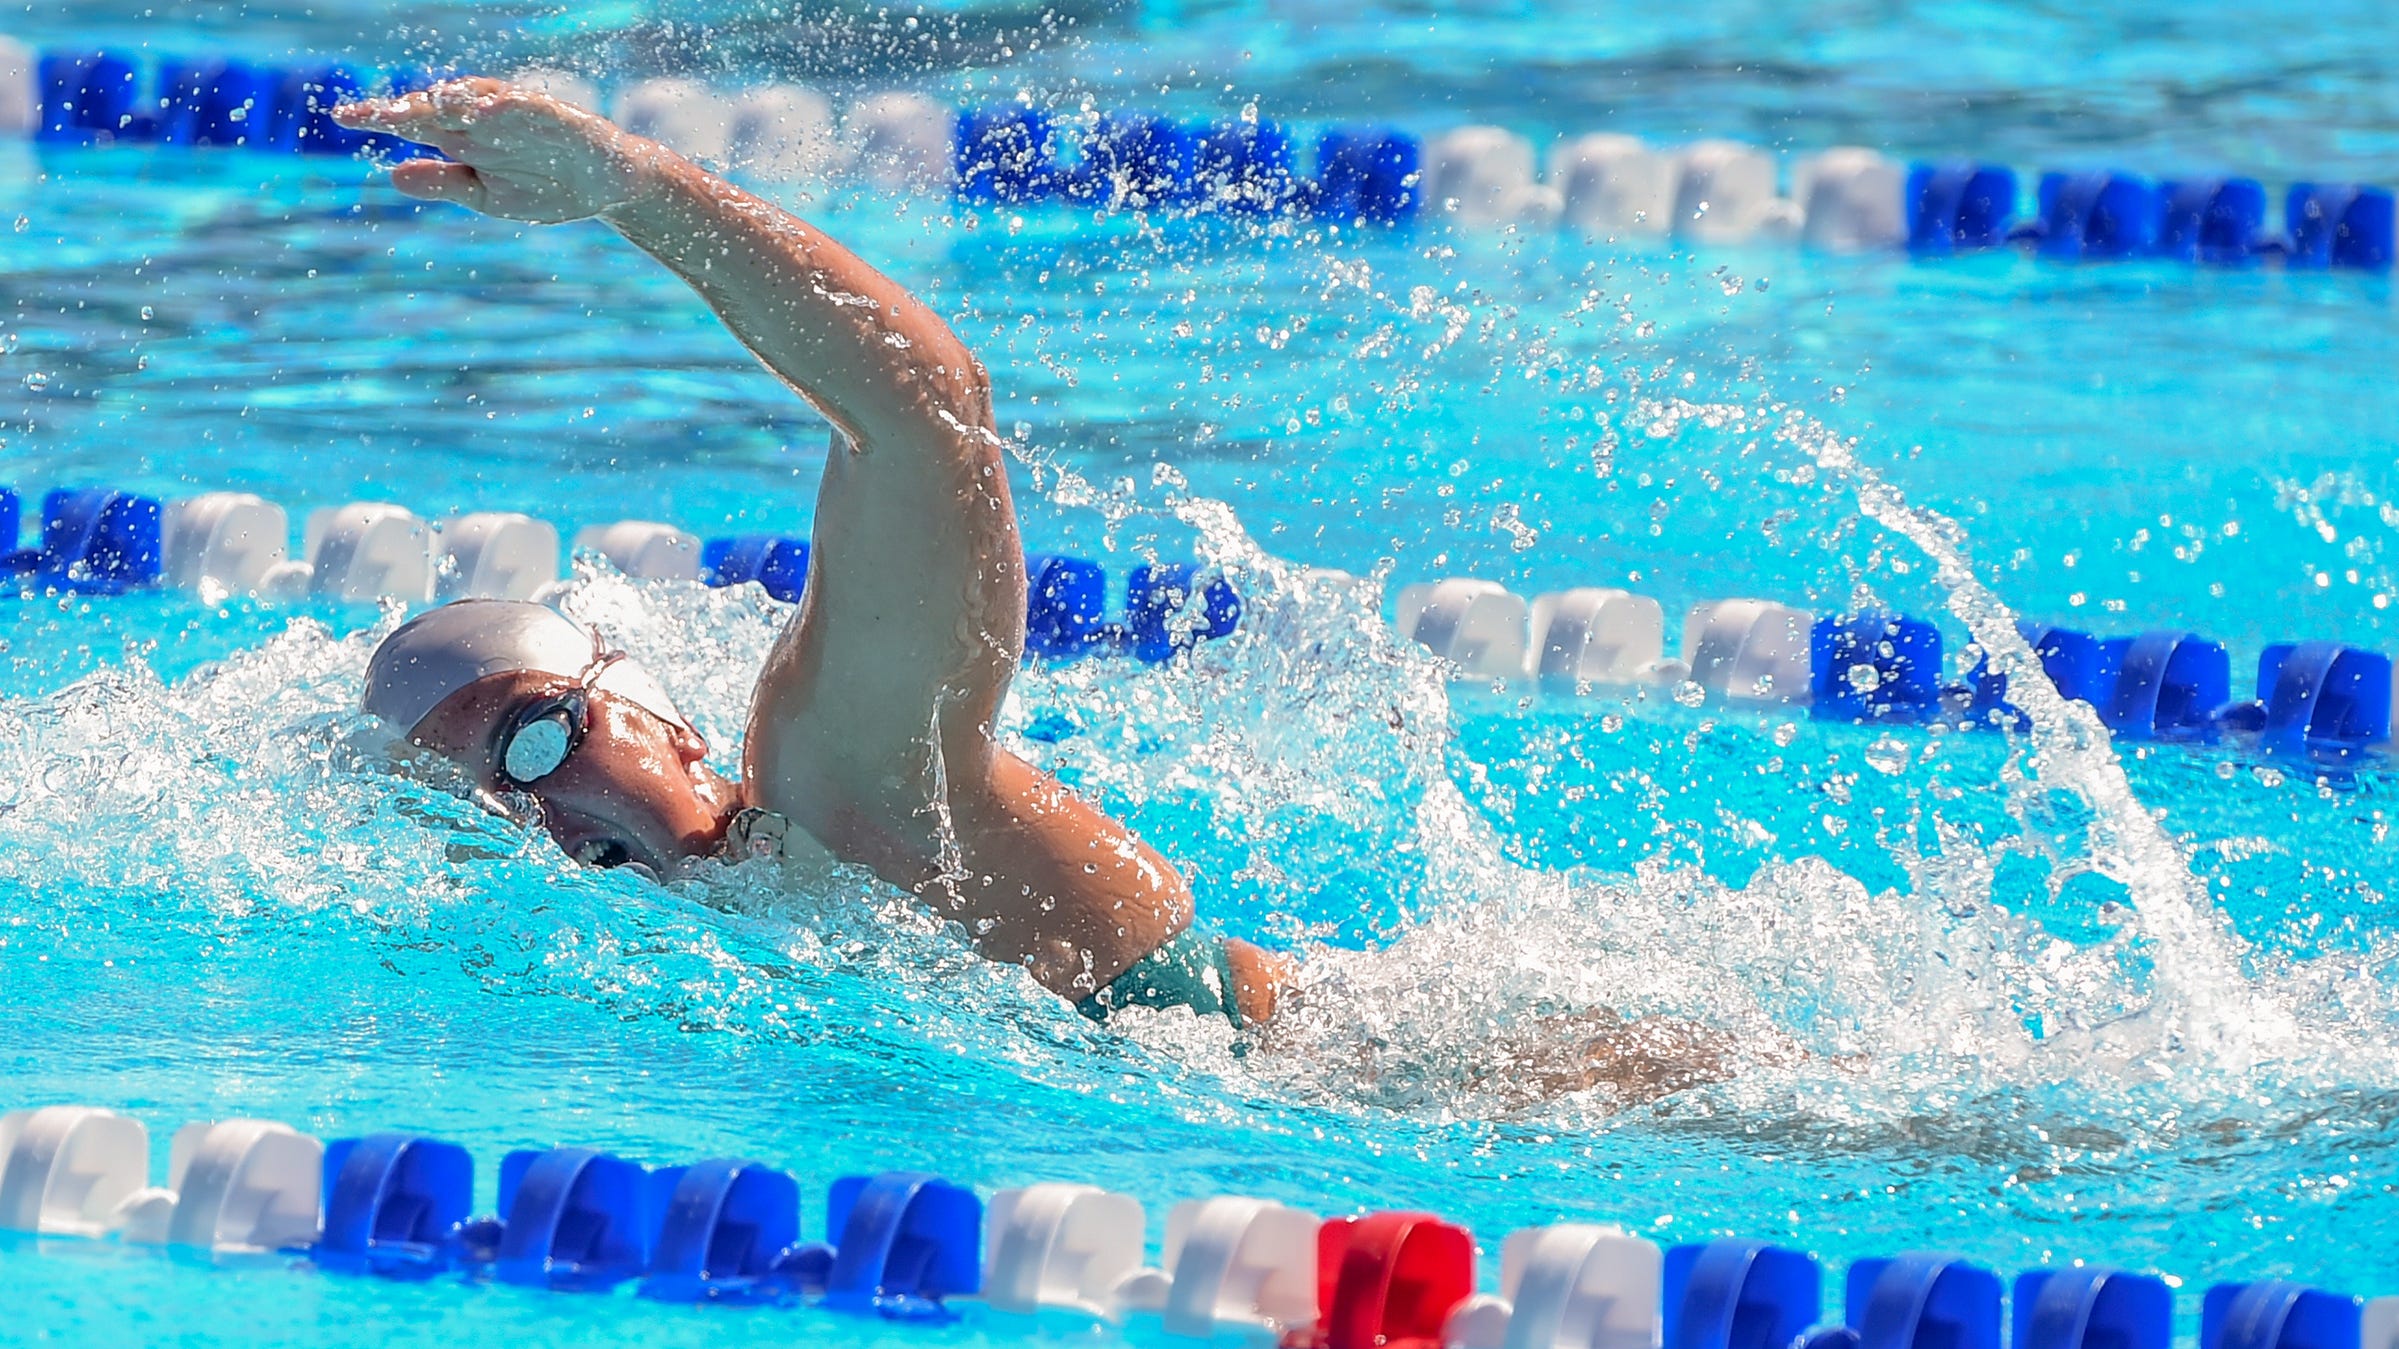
top-left (1772, 405), bottom-right (2294, 1066)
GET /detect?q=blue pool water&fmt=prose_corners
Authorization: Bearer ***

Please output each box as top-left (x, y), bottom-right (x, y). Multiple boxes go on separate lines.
top-left (7, 2), bottom-right (2399, 1345)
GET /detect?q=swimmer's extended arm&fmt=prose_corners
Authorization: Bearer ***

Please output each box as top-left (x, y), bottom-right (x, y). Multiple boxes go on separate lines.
top-left (337, 80), bottom-right (1015, 766)
top-left (336, 82), bottom-right (1251, 1008)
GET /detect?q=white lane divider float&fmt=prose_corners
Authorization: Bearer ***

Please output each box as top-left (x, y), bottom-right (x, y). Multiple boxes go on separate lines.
top-left (614, 77), bottom-right (735, 165)
top-left (1682, 597), bottom-right (1815, 705)
top-left (1422, 126), bottom-right (1561, 229)
top-left (1399, 579), bottom-right (1692, 691)
top-left (305, 502), bottom-right (436, 603)
top-left (1, 1109), bottom-right (324, 1252)
top-left (1399, 578), bottom-right (1533, 680)
top-left (1529, 588), bottom-right (1686, 688)
top-left (1447, 1224), bottom-right (1663, 1349)
top-left (731, 84), bottom-right (845, 182)
top-left (0, 37), bottom-right (33, 138)
top-left (162, 491), bottom-right (297, 597)
top-left (1795, 148), bottom-right (1910, 252)
top-left (574, 519), bottom-right (702, 581)
top-left (0, 1105), bottom-right (151, 1237)
top-left (1672, 140), bottom-right (1798, 246)
top-left (844, 90), bottom-right (957, 191)
top-left (437, 511), bottom-right (561, 602)
top-left (1144, 1196), bottom-right (1323, 1338)
top-left (1551, 134), bottom-right (1679, 238)
top-left (151, 1119), bottom-right (325, 1253)
top-left (982, 1183), bottom-right (1150, 1318)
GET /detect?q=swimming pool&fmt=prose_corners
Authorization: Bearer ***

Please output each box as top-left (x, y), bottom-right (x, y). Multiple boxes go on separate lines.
top-left (6, 2), bottom-right (2399, 1346)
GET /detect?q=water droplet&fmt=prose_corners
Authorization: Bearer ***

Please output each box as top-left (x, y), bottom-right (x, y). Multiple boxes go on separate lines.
top-left (22, 371), bottom-right (47, 391)
top-left (11, 215), bottom-right (25, 233)
top-left (1865, 735), bottom-right (1909, 775)
top-left (1672, 681), bottom-right (1706, 709)
top-left (1600, 713), bottom-right (1624, 733)
top-left (1846, 662), bottom-right (1882, 692)
top-left (139, 305), bottom-right (154, 322)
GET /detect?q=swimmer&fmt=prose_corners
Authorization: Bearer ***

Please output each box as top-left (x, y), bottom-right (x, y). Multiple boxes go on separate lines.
top-left (337, 78), bottom-right (1285, 1030)
top-left (333, 82), bottom-right (1737, 1102)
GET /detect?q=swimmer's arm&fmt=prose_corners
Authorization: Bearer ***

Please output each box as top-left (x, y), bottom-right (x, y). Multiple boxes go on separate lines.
top-left (598, 147), bottom-right (1027, 770)
top-left (334, 80), bottom-right (1019, 762)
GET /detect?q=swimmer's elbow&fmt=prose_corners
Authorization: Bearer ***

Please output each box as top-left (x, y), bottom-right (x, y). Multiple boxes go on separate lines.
top-left (865, 339), bottom-right (990, 453)
top-left (938, 345), bottom-right (993, 428)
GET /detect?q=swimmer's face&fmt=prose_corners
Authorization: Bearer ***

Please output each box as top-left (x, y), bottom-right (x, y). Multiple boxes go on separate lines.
top-left (409, 667), bottom-right (740, 877)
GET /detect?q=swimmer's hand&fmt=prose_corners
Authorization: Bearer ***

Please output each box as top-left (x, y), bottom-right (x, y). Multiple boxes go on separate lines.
top-left (332, 78), bottom-right (656, 225)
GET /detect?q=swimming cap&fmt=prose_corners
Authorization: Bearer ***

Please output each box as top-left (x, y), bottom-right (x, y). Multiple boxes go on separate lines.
top-left (362, 599), bottom-right (690, 736)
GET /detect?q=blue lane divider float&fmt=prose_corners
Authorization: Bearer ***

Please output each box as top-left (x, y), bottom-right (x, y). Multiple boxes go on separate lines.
top-left (155, 58), bottom-right (281, 147)
top-left (700, 534), bottom-right (811, 604)
top-left (809, 1172), bottom-right (983, 1317)
top-left (2014, 1268), bottom-right (2172, 1349)
top-left (1849, 1254), bottom-right (2003, 1349)
top-left (1663, 1239), bottom-right (1822, 1349)
top-left (1908, 162), bottom-right (2018, 253)
top-left (2, 487), bottom-right (164, 594)
top-left (2158, 179), bottom-right (2269, 265)
top-left (642, 1157), bottom-right (801, 1303)
top-left (2037, 172), bottom-right (2161, 260)
top-left (319, 1133), bottom-right (476, 1277)
top-left (2205, 1282), bottom-right (2365, 1349)
top-left (1309, 127), bottom-right (1421, 225)
top-left (1070, 113), bottom-right (1196, 210)
top-left (1194, 120), bottom-right (1296, 213)
top-left (493, 1146), bottom-right (666, 1290)
top-left (1125, 561), bottom-right (1244, 663)
top-left (953, 102), bottom-right (1392, 223)
top-left (2251, 643), bottom-right (2393, 761)
top-left (1811, 612), bottom-right (1942, 722)
top-left (2287, 185), bottom-right (2396, 271)
top-left (2105, 630), bottom-right (2231, 742)
top-left (314, 1126), bottom-right (973, 1315)
top-left (955, 105), bottom-right (1055, 204)
top-left (37, 51), bottom-right (137, 142)
top-left (1025, 552), bottom-right (1109, 658)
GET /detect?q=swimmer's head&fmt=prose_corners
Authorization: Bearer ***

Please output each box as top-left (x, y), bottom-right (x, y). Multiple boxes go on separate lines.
top-left (364, 599), bottom-right (739, 878)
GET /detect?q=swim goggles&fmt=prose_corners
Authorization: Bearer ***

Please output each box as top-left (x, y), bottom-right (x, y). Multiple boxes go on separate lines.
top-left (493, 630), bottom-right (696, 787)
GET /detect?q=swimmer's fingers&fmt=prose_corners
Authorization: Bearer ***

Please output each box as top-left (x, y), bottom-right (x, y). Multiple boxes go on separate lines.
top-left (333, 77), bottom-right (529, 142)
top-left (388, 160), bottom-right (489, 211)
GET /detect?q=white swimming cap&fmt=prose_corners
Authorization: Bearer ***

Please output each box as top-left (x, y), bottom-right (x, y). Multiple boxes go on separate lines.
top-left (362, 599), bottom-right (690, 737)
